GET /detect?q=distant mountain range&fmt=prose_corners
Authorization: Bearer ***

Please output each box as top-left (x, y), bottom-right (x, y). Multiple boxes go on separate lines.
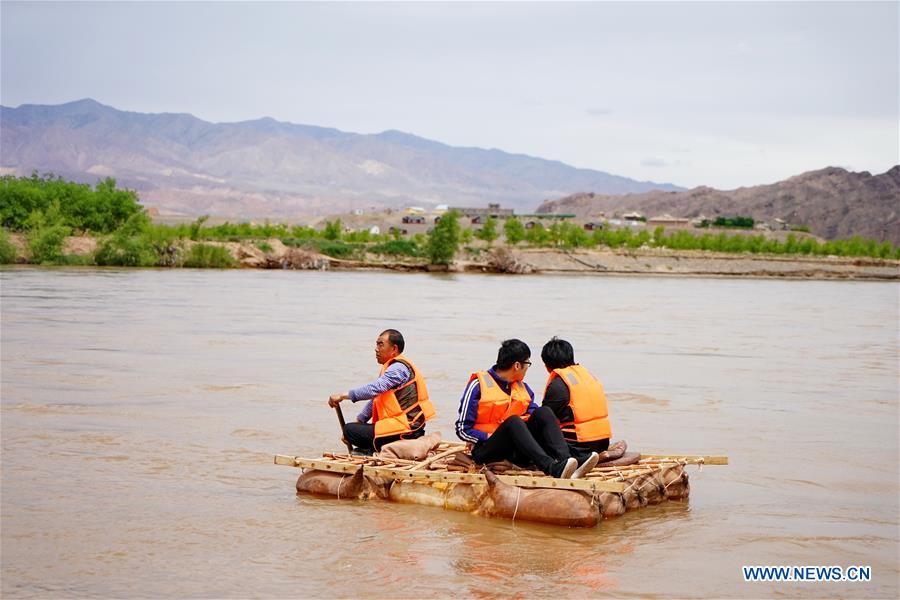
top-left (0, 99), bottom-right (682, 218)
top-left (538, 166), bottom-right (900, 245)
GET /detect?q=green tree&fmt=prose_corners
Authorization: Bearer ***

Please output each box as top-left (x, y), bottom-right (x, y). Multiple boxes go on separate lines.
top-left (426, 209), bottom-right (460, 265)
top-left (504, 216), bottom-right (525, 245)
top-left (562, 222), bottom-right (590, 248)
top-left (189, 215), bottom-right (209, 241)
top-left (525, 222), bottom-right (548, 245)
top-left (547, 222), bottom-right (564, 246)
top-left (876, 241), bottom-right (893, 258)
top-left (0, 173), bottom-right (141, 233)
top-left (323, 219), bottom-right (342, 241)
top-left (475, 216), bottom-right (499, 245)
top-left (460, 227), bottom-right (474, 245)
top-left (652, 226), bottom-right (666, 245)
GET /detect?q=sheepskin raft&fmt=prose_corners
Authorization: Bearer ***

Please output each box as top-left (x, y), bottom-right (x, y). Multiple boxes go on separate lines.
top-left (275, 441), bottom-right (727, 528)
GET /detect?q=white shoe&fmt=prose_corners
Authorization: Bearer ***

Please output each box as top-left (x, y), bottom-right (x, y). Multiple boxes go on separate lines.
top-left (556, 457), bottom-right (578, 479)
top-left (572, 452), bottom-right (600, 479)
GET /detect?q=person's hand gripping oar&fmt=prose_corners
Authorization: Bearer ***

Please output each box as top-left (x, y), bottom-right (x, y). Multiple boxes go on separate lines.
top-left (328, 394), bottom-right (354, 454)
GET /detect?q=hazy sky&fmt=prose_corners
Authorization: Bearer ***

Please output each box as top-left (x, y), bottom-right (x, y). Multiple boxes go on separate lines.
top-left (2, 1), bottom-right (897, 189)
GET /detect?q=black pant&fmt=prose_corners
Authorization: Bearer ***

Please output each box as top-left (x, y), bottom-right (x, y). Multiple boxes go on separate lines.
top-left (568, 437), bottom-right (610, 459)
top-left (344, 421), bottom-right (425, 453)
top-left (471, 406), bottom-right (569, 475)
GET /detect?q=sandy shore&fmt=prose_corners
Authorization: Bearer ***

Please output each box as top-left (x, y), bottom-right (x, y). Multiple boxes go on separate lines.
top-left (7, 234), bottom-right (899, 280)
top-left (270, 241), bottom-right (900, 280)
top-left (500, 247), bottom-right (900, 280)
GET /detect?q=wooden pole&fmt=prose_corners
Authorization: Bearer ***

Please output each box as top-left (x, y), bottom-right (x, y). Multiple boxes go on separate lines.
top-left (333, 404), bottom-right (353, 454)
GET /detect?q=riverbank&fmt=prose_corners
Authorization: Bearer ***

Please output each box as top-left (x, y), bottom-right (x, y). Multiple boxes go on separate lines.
top-left (5, 233), bottom-right (899, 280)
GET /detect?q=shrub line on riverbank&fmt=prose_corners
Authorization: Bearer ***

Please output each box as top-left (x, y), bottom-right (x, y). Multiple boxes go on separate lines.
top-left (4, 233), bottom-right (897, 280)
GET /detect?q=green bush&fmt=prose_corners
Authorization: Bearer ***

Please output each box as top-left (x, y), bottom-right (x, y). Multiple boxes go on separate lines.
top-left (26, 202), bottom-right (71, 264)
top-left (27, 225), bottom-right (70, 264)
top-left (257, 241), bottom-right (273, 253)
top-left (182, 243), bottom-right (236, 268)
top-left (0, 229), bottom-right (17, 263)
top-left (95, 234), bottom-right (159, 267)
top-left (369, 239), bottom-right (422, 257)
top-left (56, 254), bottom-right (95, 266)
top-left (312, 239), bottom-right (360, 258)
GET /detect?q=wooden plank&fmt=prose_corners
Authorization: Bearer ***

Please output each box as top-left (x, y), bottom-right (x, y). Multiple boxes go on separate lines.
top-left (640, 454), bottom-right (728, 465)
top-left (274, 454), bottom-right (300, 466)
top-left (289, 457), bottom-right (361, 474)
top-left (277, 456), bottom-right (625, 492)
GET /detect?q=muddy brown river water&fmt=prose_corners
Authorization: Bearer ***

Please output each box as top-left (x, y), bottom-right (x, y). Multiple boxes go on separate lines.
top-left (1, 267), bottom-right (897, 598)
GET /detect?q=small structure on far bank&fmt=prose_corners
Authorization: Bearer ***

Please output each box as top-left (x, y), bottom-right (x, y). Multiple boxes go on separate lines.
top-left (451, 203), bottom-right (514, 219)
top-left (647, 214), bottom-right (691, 228)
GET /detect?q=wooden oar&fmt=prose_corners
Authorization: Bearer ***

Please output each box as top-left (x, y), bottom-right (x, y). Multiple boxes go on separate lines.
top-left (333, 403), bottom-right (353, 454)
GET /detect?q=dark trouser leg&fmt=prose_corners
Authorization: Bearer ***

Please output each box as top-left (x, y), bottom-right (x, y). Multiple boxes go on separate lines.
top-left (566, 446), bottom-right (594, 463)
top-left (471, 415), bottom-right (556, 475)
top-left (344, 422), bottom-right (375, 452)
top-left (569, 438), bottom-right (610, 455)
top-left (526, 406), bottom-right (572, 461)
top-left (373, 426), bottom-right (425, 451)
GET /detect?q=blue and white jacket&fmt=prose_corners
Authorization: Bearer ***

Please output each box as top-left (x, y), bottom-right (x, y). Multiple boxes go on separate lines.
top-left (454, 366), bottom-right (537, 444)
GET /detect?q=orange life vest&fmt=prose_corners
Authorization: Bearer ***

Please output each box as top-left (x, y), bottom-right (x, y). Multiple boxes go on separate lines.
top-left (545, 364), bottom-right (611, 442)
top-left (470, 371), bottom-right (532, 436)
top-left (372, 355), bottom-right (435, 440)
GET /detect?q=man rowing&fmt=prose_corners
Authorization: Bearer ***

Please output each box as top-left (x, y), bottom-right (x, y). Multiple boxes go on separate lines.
top-left (329, 329), bottom-right (436, 455)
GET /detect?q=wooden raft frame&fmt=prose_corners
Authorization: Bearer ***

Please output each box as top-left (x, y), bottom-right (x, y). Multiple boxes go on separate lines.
top-left (273, 450), bottom-right (727, 494)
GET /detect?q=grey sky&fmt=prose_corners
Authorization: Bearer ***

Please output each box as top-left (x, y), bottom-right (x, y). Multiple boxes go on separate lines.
top-left (2, 1), bottom-right (897, 189)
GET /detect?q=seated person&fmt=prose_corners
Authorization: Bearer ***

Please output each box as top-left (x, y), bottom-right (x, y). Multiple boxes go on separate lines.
top-left (455, 339), bottom-right (589, 479)
top-left (540, 337), bottom-right (611, 462)
top-left (329, 329), bottom-right (435, 454)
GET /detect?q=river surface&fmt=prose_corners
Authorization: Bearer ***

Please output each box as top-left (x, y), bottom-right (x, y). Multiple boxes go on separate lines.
top-left (1, 267), bottom-right (897, 598)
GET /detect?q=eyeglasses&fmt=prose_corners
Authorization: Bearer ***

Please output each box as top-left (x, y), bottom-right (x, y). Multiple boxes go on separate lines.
top-left (519, 360), bottom-right (532, 367)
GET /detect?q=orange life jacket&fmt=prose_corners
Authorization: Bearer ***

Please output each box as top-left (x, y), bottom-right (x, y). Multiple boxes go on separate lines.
top-left (470, 371), bottom-right (532, 436)
top-left (545, 364), bottom-right (611, 442)
top-left (372, 355), bottom-right (435, 440)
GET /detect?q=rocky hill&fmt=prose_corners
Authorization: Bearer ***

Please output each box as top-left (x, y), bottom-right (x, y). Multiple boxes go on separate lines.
top-left (0, 99), bottom-right (681, 218)
top-left (537, 166), bottom-right (900, 244)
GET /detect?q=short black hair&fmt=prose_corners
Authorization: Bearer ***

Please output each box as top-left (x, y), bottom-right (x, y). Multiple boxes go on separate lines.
top-left (541, 336), bottom-right (575, 370)
top-left (496, 338), bottom-right (531, 370)
top-left (380, 329), bottom-right (405, 353)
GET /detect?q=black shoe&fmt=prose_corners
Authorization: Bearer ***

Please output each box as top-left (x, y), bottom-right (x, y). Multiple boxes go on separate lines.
top-left (550, 457), bottom-right (578, 479)
top-left (351, 448), bottom-right (373, 457)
